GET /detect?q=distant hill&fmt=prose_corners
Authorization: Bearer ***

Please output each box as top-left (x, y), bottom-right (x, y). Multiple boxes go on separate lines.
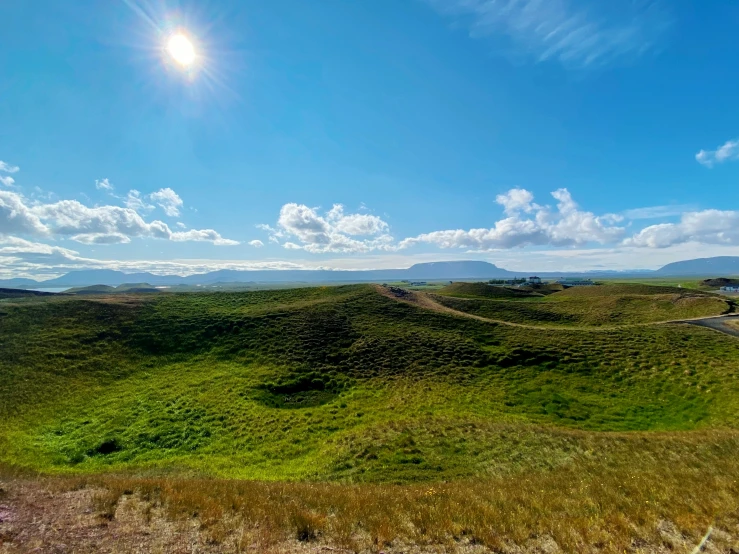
top-left (403, 261), bottom-right (514, 279)
top-left (0, 288), bottom-right (61, 299)
top-left (657, 257), bottom-right (739, 276)
top-left (1, 261), bottom-right (516, 288)
top-left (0, 278), bottom-right (41, 289)
top-left (66, 283), bottom-right (161, 295)
top-left (5, 256), bottom-right (739, 288)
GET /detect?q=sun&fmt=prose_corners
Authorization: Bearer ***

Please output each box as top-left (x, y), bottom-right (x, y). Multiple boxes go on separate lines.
top-left (167, 33), bottom-right (196, 67)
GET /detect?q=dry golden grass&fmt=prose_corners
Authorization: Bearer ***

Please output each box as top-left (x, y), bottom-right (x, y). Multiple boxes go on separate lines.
top-left (3, 430), bottom-right (738, 553)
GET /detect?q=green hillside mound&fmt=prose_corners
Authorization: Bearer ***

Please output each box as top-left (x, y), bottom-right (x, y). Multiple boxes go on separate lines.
top-left (65, 284), bottom-right (117, 294)
top-left (0, 288), bottom-right (59, 299)
top-left (432, 286), bottom-right (729, 326)
top-left (527, 283), bottom-right (566, 294)
top-left (701, 277), bottom-right (739, 288)
top-left (1, 284), bottom-right (739, 482)
top-left (437, 281), bottom-right (541, 299)
top-left (66, 283), bottom-right (161, 295)
top-left (554, 283), bottom-right (705, 297)
top-left (114, 282), bottom-right (161, 293)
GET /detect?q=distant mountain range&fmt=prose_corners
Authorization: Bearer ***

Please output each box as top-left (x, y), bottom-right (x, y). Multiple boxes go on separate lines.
top-left (2, 257), bottom-right (738, 289)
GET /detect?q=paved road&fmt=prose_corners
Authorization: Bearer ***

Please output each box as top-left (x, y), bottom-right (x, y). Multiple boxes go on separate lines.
top-left (680, 315), bottom-right (739, 338)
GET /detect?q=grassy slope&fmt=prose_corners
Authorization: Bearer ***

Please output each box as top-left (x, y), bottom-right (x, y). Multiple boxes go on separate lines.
top-left (432, 283), bottom-right (730, 327)
top-left (1, 284), bottom-right (739, 484)
top-left (436, 282), bottom-right (541, 299)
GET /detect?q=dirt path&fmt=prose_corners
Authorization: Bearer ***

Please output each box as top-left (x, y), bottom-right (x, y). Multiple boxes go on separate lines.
top-left (373, 285), bottom-right (739, 336)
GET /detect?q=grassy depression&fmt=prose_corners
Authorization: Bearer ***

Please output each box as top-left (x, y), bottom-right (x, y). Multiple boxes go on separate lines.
top-left (1, 284), bottom-right (738, 483)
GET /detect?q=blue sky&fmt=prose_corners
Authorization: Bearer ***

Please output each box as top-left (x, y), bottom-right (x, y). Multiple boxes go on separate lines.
top-left (1, 0), bottom-right (739, 278)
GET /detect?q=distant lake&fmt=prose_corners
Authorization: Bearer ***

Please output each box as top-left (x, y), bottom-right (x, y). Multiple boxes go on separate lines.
top-left (30, 287), bottom-right (70, 293)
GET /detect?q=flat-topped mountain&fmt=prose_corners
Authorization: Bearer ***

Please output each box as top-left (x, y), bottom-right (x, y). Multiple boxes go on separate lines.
top-left (656, 256), bottom-right (739, 276)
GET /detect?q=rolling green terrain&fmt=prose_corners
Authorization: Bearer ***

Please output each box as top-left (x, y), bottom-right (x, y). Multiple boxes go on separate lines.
top-left (2, 283), bottom-right (738, 484)
top-left (64, 282), bottom-right (161, 294)
top-left (436, 281), bottom-right (542, 298)
top-left (433, 283), bottom-right (730, 327)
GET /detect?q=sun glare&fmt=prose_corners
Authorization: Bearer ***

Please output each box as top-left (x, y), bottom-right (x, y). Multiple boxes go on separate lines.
top-left (167, 33), bottom-right (196, 66)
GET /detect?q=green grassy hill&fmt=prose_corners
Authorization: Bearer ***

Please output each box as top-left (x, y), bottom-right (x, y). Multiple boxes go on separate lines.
top-left (701, 277), bottom-right (739, 289)
top-left (2, 283), bottom-right (739, 484)
top-left (65, 283), bottom-right (161, 294)
top-left (437, 281), bottom-right (541, 298)
top-left (433, 283), bottom-right (730, 327)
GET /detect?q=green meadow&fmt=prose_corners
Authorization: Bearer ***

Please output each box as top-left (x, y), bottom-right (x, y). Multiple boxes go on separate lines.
top-left (2, 283), bottom-right (738, 483)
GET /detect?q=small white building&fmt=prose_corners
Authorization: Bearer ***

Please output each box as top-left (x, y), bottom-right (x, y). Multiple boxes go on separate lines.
top-left (720, 286), bottom-right (739, 292)
top-left (528, 276), bottom-right (542, 284)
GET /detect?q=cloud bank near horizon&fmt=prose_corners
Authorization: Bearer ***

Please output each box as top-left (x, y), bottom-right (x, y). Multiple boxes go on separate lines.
top-left (2, 158), bottom-right (739, 279)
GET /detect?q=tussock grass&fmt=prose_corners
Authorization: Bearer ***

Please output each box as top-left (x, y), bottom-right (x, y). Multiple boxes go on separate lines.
top-left (2, 284), bottom-right (739, 480)
top-left (437, 282), bottom-right (541, 299)
top-left (2, 283), bottom-right (739, 549)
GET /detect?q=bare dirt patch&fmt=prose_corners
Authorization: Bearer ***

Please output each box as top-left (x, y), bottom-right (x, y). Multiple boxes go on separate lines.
top-left (0, 476), bottom-right (736, 554)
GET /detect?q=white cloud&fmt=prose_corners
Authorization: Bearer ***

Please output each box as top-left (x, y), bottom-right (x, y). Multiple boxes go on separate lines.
top-left (264, 203), bottom-right (395, 253)
top-left (95, 178), bottom-right (114, 191)
top-left (172, 229), bottom-right (239, 246)
top-left (124, 190), bottom-right (154, 212)
top-left (149, 187), bottom-right (184, 217)
top-left (326, 204), bottom-right (389, 235)
top-left (0, 176), bottom-right (15, 187)
top-left (426, 0), bottom-right (671, 68)
top-left (0, 190), bottom-right (237, 246)
top-left (0, 237), bottom-right (311, 279)
top-left (249, 239), bottom-right (264, 248)
top-left (624, 209), bottom-right (739, 248)
top-left (71, 233), bottom-right (132, 245)
top-left (695, 138), bottom-right (739, 168)
top-left (400, 188), bottom-right (624, 251)
top-left (0, 190), bottom-right (50, 235)
top-left (176, 222), bottom-right (187, 229)
top-left (0, 161), bottom-right (20, 174)
top-left (0, 236), bottom-right (80, 260)
top-left (496, 188), bottom-right (537, 215)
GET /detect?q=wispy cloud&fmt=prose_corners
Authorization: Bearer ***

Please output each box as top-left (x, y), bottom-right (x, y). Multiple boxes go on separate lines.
top-left (0, 161), bottom-right (20, 174)
top-left (95, 178), bottom-right (114, 191)
top-left (149, 187), bottom-right (184, 217)
top-left (0, 160), bottom-right (19, 187)
top-left (623, 204), bottom-right (695, 220)
top-left (696, 138), bottom-right (739, 168)
top-left (425, 0), bottom-right (671, 68)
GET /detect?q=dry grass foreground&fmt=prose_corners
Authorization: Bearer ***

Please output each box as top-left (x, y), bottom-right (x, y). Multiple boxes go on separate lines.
top-left (2, 442), bottom-right (739, 554)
